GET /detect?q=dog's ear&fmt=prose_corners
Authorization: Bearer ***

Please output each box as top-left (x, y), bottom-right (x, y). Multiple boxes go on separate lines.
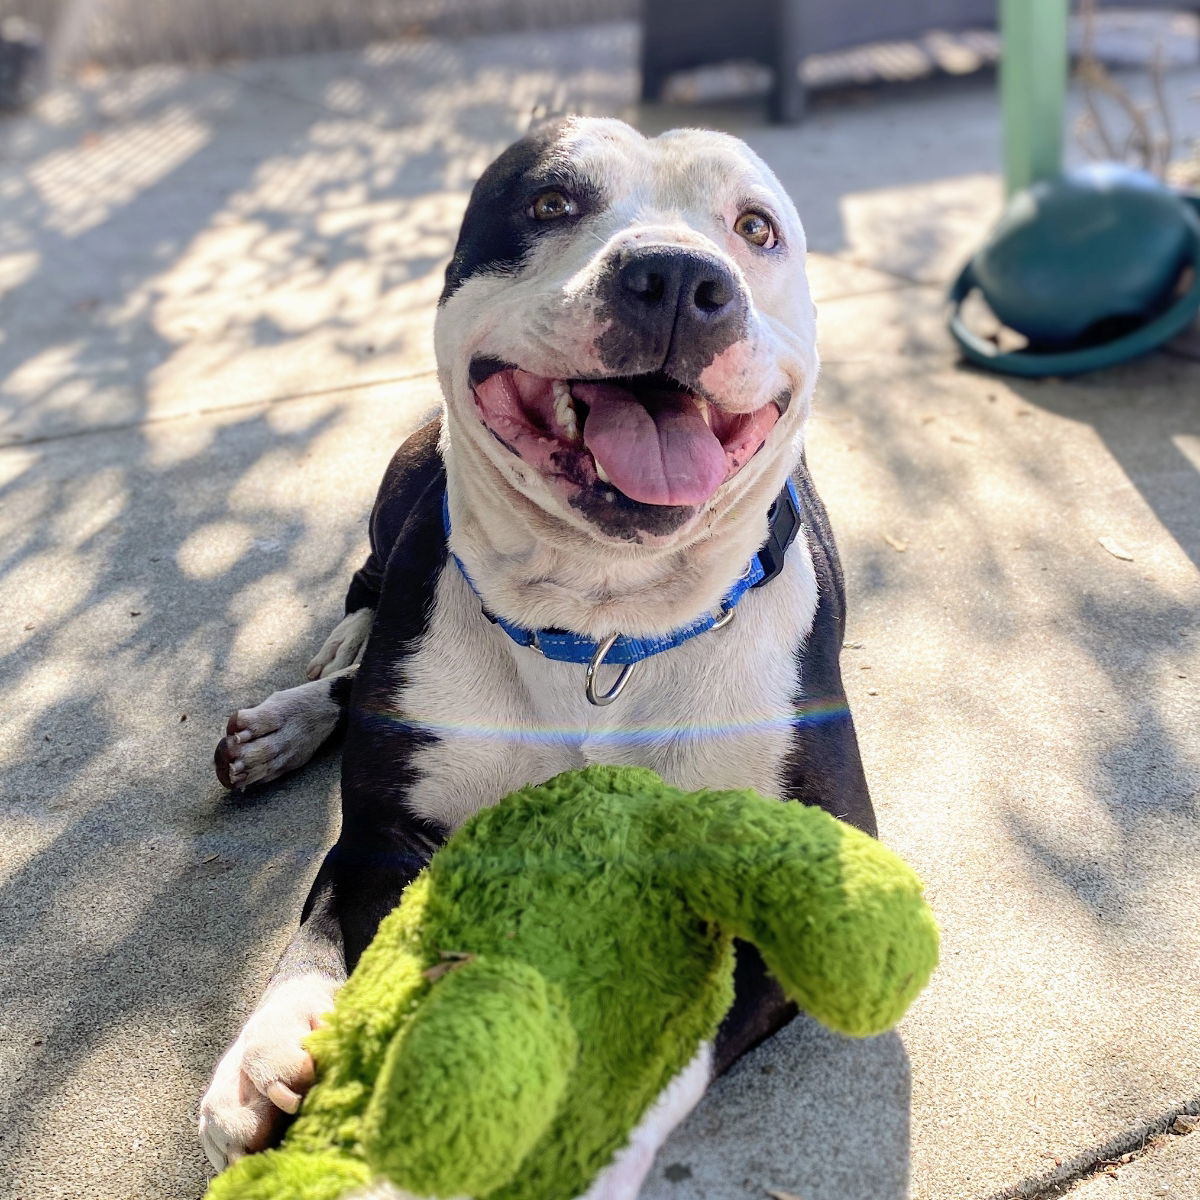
top-left (667, 791), bottom-right (939, 1038)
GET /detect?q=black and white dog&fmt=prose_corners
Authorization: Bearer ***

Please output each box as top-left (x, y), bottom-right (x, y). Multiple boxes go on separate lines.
top-left (199, 116), bottom-right (874, 1194)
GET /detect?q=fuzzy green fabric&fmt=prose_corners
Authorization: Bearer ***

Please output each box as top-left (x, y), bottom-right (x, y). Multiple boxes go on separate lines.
top-left (205, 765), bottom-right (938, 1200)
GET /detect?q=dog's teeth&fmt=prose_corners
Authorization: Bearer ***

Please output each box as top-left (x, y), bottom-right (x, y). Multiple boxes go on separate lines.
top-left (552, 379), bottom-right (579, 441)
top-left (594, 458), bottom-right (612, 484)
top-left (695, 398), bottom-right (712, 428)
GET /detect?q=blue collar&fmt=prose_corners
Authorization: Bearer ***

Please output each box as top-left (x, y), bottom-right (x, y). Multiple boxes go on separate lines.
top-left (443, 478), bottom-right (802, 670)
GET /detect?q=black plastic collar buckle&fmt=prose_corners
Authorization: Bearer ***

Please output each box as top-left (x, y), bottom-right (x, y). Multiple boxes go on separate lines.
top-left (753, 480), bottom-right (802, 589)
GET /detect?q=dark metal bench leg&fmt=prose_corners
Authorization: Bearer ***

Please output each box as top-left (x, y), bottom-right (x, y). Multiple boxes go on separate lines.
top-left (769, 0), bottom-right (806, 123)
top-left (641, 63), bottom-right (667, 103)
top-left (770, 68), bottom-right (807, 123)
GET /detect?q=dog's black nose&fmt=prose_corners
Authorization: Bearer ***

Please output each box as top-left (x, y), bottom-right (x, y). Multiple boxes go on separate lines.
top-left (617, 248), bottom-right (741, 323)
top-left (601, 248), bottom-right (746, 375)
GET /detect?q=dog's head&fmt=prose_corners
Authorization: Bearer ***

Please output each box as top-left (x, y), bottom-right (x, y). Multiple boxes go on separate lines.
top-left (434, 116), bottom-right (817, 547)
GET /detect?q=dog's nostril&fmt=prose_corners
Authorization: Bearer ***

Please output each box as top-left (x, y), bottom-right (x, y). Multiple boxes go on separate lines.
top-left (693, 278), bottom-right (731, 314)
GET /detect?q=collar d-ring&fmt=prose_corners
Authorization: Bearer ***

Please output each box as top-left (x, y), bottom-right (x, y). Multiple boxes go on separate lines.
top-left (585, 634), bottom-right (639, 707)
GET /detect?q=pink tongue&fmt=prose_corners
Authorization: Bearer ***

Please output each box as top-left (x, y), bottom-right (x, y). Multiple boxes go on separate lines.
top-left (576, 382), bottom-right (727, 506)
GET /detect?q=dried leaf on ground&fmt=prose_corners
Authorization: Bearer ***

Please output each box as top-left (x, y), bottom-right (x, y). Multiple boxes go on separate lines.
top-left (884, 534), bottom-right (908, 552)
top-left (766, 1190), bottom-right (804, 1200)
top-left (1171, 1113), bottom-right (1199, 1135)
top-left (1098, 536), bottom-right (1134, 562)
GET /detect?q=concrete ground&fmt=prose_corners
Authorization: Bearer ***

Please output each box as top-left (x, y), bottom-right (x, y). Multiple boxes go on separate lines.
top-left (1, 18), bottom-right (1198, 1200)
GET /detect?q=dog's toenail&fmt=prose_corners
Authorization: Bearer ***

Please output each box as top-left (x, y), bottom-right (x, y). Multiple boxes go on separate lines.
top-left (267, 1081), bottom-right (302, 1113)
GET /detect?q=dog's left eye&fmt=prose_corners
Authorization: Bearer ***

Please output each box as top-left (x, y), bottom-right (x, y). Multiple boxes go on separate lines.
top-left (734, 210), bottom-right (776, 248)
top-left (530, 191), bottom-right (577, 221)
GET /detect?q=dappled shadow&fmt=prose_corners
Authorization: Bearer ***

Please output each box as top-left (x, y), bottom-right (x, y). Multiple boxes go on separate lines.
top-left (1010, 360), bottom-right (1200, 568)
top-left (990, 366), bottom-right (1200, 932)
top-left (808, 316), bottom-right (1200, 1192)
top-left (815, 329), bottom-right (1199, 918)
top-left (0, 23), bottom-right (635, 1198)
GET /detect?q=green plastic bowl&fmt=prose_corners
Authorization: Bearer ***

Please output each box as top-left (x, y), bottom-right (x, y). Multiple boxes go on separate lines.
top-left (949, 164), bottom-right (1200, 377)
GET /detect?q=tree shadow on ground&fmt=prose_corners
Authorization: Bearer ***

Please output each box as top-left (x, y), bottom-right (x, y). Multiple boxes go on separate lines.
top-left (993, 363), bottom-right (1200, 924)
top-left (808, 329), bottom-right (1199, 1195)
top-left (0, 24), bottom-right (635, 1199)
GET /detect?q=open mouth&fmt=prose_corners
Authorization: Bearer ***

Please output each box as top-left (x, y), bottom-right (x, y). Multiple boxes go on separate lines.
top-left (469, 358), bottom-right (783, 508)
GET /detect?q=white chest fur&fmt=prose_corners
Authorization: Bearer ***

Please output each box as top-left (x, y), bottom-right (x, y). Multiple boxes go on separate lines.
top-left (398, 538), bottom-right (818, 830)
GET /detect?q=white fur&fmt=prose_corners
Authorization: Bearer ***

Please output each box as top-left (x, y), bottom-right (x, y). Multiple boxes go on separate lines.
top-left (403, 537), bottom-right (816, 831)
top-left (308, 606), bottom-right (373, 679)
top-left (198, 972), bottom-right (340, 1170)
top-left (222, 667), bottom-right (353, 789)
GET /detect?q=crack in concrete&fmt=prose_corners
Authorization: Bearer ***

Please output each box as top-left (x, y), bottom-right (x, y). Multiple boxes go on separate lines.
top-left (984, 1100), bottom-right (1200, 1200)
top-left (0, 366), bottom-right (438, 452)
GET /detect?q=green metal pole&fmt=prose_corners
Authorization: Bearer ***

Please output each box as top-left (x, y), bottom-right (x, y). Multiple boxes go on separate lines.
top-left (1000, 0), bottom-right (1070, 196)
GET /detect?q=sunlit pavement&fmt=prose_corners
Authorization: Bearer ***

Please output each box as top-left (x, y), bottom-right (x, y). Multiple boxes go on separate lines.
top-left (1, 19), bottom-right (1198, 1200)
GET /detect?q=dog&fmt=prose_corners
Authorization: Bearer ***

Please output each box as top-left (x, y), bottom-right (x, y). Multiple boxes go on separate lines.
top-left (199, 116), bottom-right (875, 1193)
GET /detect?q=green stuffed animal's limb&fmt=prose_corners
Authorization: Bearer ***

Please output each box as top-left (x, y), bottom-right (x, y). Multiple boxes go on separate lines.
top-left (667, 788), bottom-right (939, 1038)
top-left (361, 955), bottom-right (578, 1198)
top-left (202, 1147), bottom-right (372, 1200)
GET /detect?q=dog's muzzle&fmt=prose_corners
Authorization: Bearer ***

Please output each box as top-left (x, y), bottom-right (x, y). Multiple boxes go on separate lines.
top-left (596, 247), bottom-right (748, 382)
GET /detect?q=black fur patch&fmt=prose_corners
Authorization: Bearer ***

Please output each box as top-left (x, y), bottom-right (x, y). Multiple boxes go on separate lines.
top-left (780, 455), bottom-right (875, 837)
top-left (335, 448), bottom-right (452, 969)
top-left (345, 419), bottom-right (444, 614)
top-left (328, 672), bottom-right (355, 710)
top-left (567, 479), bottom-right (694, 542)
top-left (714, 944), bottom-right (796, 1076)
top-left (278, 420), bottom-right (452, 983)
top-left (714, 457), bottom-right (875, 1074)
top-left (440, 118), bottom-right (605, 303)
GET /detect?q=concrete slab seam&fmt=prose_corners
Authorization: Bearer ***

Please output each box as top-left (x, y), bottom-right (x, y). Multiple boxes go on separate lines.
top-left (983, 1100), bottom-right (1200, 1200)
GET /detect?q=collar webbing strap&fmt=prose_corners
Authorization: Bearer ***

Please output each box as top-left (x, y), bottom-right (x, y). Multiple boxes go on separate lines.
top-left (444, 479), bottom-right (801, 667)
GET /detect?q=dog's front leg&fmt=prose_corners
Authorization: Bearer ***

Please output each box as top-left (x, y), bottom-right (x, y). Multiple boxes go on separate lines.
top-left (198, 858), bottom-right (346, 1170)
top-left (198, 807), bottom-right (442, 1172)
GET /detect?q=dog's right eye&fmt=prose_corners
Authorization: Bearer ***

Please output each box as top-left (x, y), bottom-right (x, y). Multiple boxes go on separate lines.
top-left (530, 190), bottom-right (577, 221)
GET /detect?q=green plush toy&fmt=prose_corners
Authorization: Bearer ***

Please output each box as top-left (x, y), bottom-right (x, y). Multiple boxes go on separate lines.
top-left (205, 765), bottom-right (938, 1200)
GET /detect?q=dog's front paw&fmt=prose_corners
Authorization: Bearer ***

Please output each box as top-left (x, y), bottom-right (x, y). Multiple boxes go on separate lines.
top-left (214, 676), bottom-right (345, 790)
top-left (198, 975), bottom-right (338, 1171)
top-left (307, 607), bottom-right (373, 680)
